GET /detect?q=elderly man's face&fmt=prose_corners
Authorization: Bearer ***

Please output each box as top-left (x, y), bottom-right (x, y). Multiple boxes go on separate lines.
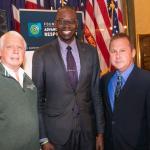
top-left (55, 8), bottom-right (78, 44)
top-left (0, 34), bottom-right (25, 71)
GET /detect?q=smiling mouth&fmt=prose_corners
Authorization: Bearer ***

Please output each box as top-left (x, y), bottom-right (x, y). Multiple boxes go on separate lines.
top-left (62, 31), bottom-right (72, 35)
top-left (11, 57), bottom-right (19, 60)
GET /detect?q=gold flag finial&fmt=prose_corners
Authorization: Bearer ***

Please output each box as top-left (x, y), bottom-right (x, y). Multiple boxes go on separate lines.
top-left (109, 0), bottom-right (115, 32)
top-left (110, 0), bottom-right (115, 10)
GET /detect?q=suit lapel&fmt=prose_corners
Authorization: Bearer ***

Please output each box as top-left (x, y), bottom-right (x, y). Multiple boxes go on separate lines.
top-left (118, 65), bottom-right (137, 100)
top-left (54, 39), bottom-right (66, 72)
top-left (105, 72), bottom-right (114, 114)
top-left (76, 40), bottom-right (87, 90)
top-left (113, 66), bottom-right (137, 112)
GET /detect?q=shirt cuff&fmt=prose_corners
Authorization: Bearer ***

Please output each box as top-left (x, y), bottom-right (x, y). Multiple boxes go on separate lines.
top-left (40, 138), bottom-right (49, 145)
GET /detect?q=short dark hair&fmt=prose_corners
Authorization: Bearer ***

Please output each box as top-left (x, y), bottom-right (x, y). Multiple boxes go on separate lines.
top-left (56, 5), bottom-right (76, 21)
top-left (57, 5), bottom-right (76, 12)
top-left (109, 33), bottom-right (134, 50)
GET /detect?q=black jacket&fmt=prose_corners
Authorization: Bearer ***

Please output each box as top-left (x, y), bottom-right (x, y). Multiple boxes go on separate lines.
top-left (101, 65), bottom-right (150, 150)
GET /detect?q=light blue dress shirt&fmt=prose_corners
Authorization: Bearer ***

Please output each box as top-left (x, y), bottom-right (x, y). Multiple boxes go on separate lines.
top-left (108, 64), bottom-right (134, 111)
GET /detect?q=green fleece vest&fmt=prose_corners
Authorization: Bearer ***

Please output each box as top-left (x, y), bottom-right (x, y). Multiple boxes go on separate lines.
top-left (0, 64), bottom-right (40, 150)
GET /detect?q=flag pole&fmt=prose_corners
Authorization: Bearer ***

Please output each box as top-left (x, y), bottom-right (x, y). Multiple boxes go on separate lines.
top-left (110, 0), bottom-right (115, 33)
top-left (61, 0), bottom-right (64, 7)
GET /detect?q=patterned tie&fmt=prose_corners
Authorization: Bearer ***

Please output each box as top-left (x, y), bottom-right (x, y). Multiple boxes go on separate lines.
top-left (66, 46), bottom-right (78, 90)
top-left (114, 73), bottom-right (122, 102)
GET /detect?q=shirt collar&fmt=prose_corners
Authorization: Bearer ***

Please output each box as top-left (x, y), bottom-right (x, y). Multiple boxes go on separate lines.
top-left (116, 63), bottom-right (134, 83)
top-left (2, 64), bottom-right (24, 75)
top-left (58, 37), bottom-right (76, 51)
top-left (2, 63), bottom-right (24, 88)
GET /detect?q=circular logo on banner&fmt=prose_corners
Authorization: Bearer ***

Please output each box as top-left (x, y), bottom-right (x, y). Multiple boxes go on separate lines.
top-left (30, 24), bottom-right (40, 35)
top-left (28, 22), bottom-right (42, 37)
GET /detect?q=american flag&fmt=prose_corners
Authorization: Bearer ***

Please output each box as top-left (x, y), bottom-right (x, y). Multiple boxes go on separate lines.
top-left (12, 0), bottom-right (24, 32)
top-left (85, 0), bottom-right (124, 74)
top-left (107, 0), bottom-right (123, 35)
top-left (0, 0), bottom-right (124, 76)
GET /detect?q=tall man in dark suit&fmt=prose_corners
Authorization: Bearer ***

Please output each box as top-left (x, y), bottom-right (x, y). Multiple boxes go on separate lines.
top-left (101, 33), bottom-right (150, 150)
top-left (32, 6), bottom-right (104, 150)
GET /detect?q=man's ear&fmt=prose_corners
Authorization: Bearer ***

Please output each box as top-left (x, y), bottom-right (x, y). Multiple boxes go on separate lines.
top-left (54, 20), bottom-right (57, 30)
top-left (0, 49), bottom-right (1, 57)
top-left (0, 50), bottom-right (2, 60)
top-left (132, 48), bottom-right (136, 58)
top-left (76, 20), bottom-right (78, 29)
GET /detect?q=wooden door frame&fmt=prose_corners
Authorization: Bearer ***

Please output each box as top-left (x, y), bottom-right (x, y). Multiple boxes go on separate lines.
top-left (122, 0), bottom-right (137, 64)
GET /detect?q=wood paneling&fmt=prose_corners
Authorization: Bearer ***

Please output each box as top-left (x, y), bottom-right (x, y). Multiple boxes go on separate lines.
top-left (139, 34), bottom-right (150, 70)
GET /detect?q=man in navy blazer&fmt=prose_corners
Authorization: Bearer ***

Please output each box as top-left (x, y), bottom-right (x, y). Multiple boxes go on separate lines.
top-left (101, 33), bottom-right (150, 150)
top-left (32, 6), bottom-right (104, 150)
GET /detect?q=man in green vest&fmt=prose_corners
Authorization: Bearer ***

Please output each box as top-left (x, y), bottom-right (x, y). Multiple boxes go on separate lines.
top-left (0, 31), bottom-right (40, 150)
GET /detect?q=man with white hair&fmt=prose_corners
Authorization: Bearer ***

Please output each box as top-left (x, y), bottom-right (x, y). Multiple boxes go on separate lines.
top-left (0, 31), bottom-right (40, 150)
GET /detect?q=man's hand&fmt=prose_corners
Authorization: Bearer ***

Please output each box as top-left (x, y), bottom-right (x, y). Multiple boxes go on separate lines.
top-left (96, 134), bottom-right (104, 150)
top-left (41, 142), bottom-right (55, 150)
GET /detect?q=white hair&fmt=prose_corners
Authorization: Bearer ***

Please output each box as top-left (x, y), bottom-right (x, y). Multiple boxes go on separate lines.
top-left (0, 31), bottom-right (27, 50)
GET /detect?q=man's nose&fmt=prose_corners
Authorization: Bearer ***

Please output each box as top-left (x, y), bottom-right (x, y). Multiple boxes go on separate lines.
top-left (63, 24), bottom-right (73, 29)
top-left (116, 51), bottom-right (120, 58)
top-left (13, 47), bottom-right (19, 53)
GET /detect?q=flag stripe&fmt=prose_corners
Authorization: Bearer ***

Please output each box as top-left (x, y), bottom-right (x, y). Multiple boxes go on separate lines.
top-left (85, 0), bottom-right (110, 69)
top-left (94, 21), bottom-right (110, 66)
top-left (96, 0), bottom-right (112, 36)
top-left (84, 0), bottom-right (96, 46)
top-left (12, 4), bottom-right (20, 32)
top-left (118, 0), bottom-right (123, 24)
top-left (86, 0), bottom-right (95, 22)
top-left (118, 9), bottom-right (123, 24)
top-left (25, 0), bottom-right (39, 9)
top-left (84, 25), bottom-right (97, 47)
top-left (94, 0), bottom-right (110, 47)
top-left (94, 0), bottom-right (110, 66)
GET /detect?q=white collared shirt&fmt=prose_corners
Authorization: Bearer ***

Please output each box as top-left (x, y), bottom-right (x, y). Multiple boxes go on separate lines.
top-left (2, 64), bottom-right (24, 87)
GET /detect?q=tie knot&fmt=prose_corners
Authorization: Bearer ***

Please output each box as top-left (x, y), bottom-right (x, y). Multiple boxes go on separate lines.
top-left (66, 45), bottom-right (72, 51)
top-left (116, 71), bottom-right (122, 79)
top-left (117, 74), bottom-right (122, 81)
top-left (116, 73), bottom-right (122, 88)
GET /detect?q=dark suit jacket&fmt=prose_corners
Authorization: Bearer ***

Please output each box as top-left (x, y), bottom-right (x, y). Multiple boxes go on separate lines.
top-left (32, 38), bottom-right (104, 145)
top-left (101, 65), bottom-right (150, 150)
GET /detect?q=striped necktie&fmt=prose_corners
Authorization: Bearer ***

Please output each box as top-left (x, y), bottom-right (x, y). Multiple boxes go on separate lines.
top-left (114, 73), bottom-right (122, 102)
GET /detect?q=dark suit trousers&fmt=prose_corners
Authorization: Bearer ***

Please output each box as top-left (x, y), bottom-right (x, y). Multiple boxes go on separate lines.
top-left (54, 116), bottom-right (96, 150)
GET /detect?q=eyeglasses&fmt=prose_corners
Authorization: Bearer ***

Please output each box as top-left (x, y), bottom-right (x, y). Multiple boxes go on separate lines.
top-left (56, 19), bottom-right (77, 26)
